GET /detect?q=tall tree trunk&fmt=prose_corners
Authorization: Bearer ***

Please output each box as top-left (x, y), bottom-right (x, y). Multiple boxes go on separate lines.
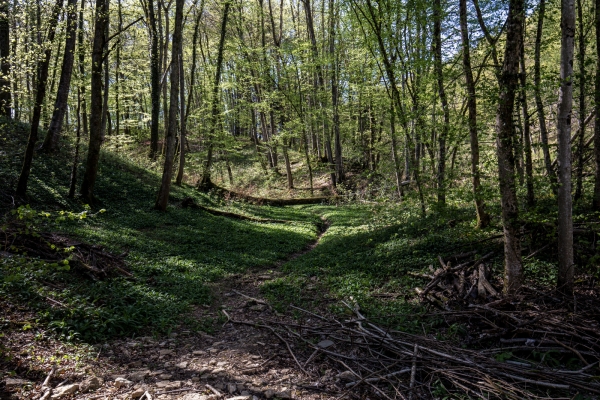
top-left (199, 0), bottom-right (230, 190)
top-left (15, 0), bottom-right (63, 197)
top-left (594, 0), bottom-right (600, 209)
top-left (100, 6), bottom-right (110, 138)
top-left (329, 0), bottom-right (343, 184)
top-left (574, 0), bottom-right (586, 202)
top-left (41, 0), bottom-right (78, 152)
top-left (68, 87), bottom-right (83, 198)
top-left (519, 24), bottom-right (535, 207)
top-left (115, 0), bottom-right (123, 136)
top-left (148, 0), bottom-right (160, 159)
top-left (496, 0), bottom-right (524, 295)
top-left (176, 1), bottom-right (203, 185)
top-left (0, 0), bottom-right (10, 117)
top-left (534, 0), bottom-right (555, 186)
top-left (282, 141), bottom-right (293, 189)
top-left (80, 0), bottom-right (109, 203)
top-left (556, 0), bottom-right (575, 295)
top-left (154, 0), bottom-right (183, 211)
top-left (78, 0), bottom-right (88, 138)
top-left (433, 0), bottom-right (448, 205)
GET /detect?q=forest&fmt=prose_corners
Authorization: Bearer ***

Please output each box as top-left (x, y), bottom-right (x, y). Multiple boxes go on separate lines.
top-left (1, 0), bottom-right (600, 398)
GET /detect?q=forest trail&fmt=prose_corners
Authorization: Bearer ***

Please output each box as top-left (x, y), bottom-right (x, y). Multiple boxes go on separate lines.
top-left (10, 217), bottom-right (336, 400)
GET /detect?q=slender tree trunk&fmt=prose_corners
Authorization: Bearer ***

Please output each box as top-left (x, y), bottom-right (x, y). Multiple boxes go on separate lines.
top-left (68, 87), bottom-right (83, 198)
top-left (154, 0), bottom-right (183, 211)
top-left (15, 0), bottom-right (64, 197)
top-left (433, 0), bottom-right (448, 205)
top-left (199, 1), bottom-right (231, 190)
top-left (80, 0), bottom-right (109, 203)
top-left (534, 0), bottom-right (555, 186)
top-left (594, 0), bottom-right (600, 209)
top-left (574, 0), bottom-right (586, 202)
top-left (519, 24), bottom-right (535, 207)
top-left (100, 5), bottom-right (110, 138)
top-left (0, 0), bottom-right (11, 117)
top-left (329, 0), bottom-right (343, 184)
top-left (176, 1), bottom-right (203, 185)
top-left (496, 0), bottom-right (524, 295)
top-left (556, 0), bottom-right (575, 295)
top-left (175, 55), bottom-right (186, 185)
top-left (282, 141), bottom-right (293, 189)
top-left (78, 0), bottom-right (88, 138)
top-left (41, 0), bottom-right (78, 152)
top-left (148, 0), bottom-right (160, 159)
top-left (115, 0), bottom-right (122, 136)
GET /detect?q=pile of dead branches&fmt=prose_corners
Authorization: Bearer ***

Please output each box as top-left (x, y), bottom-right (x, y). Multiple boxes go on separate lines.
top-left (412, 251), bottom-right (500, 310)
top-left (228, 299), bottom-right (600, 399)
top-left (1, 224), bottom-right (131, 279)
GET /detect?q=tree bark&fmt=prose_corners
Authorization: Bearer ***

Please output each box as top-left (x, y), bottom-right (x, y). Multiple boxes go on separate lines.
top-left (496, 0), bottom-right (524, 295)
top-left (80, 0), bottom-right (109, 203)
top-left (574, 0), bottom-right (586, 202)
top-left (154, 0), bottom-right (183, 211)
top-left (534, 0), bottom-right (555, 187)
top-left (41, 0), bottom-right (78, 152)
top-left (15, 0), bottom-right (64, 197)
top-left (519, 23), bottom-right (535, 207)
top-left (459, 0), bottom-right (490, 228)
top-left (433, 0), bottom-right (448, 205)
top-left (594, 0), bottom-right (600, 209)
top-left (147, 0), bottom-right (160, 159)
top-left (199, 1), bottom-right (230, 190)
top-left (78, 0), bottom-right (88, 138)
top-left (329, 0), bottom-right (343, 184)
top-left (556, 0), bottom-right (575, 295)
top-left (0, 0), bottom-right (11, 117)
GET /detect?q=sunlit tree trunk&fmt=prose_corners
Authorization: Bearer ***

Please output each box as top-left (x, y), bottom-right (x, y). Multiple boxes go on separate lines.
top-left (0, 0), bottom-right (10, 117)
top-left (496, 0), bottom-right (524, 295)
top-left (41, 0), bottom-right (78, 152)
top-left (80, 0), bottom-right (109, 203)
top-left (519, 25), bottom-right (534, 207)
top-left (459, 0), bottom-right (490, 228)
top-left (534, 0), bottom-right (555, 187)
top-left (154, 0), bottom-right (183, 211)
top-left (433, 0), bottom-right (447, 205)
top-left (16, 0), bottom-right (64, 197)
top-left (556, 0), bottom-right (575, 295)
top-left (147, 0), bottom-right (160, 159)
top-left (199, 1), bottom-right (230, 190)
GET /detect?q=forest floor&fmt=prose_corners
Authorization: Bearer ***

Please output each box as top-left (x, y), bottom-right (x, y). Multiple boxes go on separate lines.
top-left (1, 218), bottom-right (336, 400)
top-left (2, 122), bottom-right (600, 399)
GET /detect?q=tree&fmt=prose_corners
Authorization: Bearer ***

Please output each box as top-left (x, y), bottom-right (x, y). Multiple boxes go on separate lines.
top-left (41, 0), bottom-right (79, 152)
top-left (154, 0), bottom-right (184, 210)
top-left (433, 0), bottom-right (448, 205)
top-left (594, 0), bottom-right (600, 210)
top-left (16, 0), bottom-right (64, 197)
top-left (198, 0), bottom-right (231, 190)
top-left (459, 0), bottom-right (490, 228)
top-left (534, 0), bottom-right (555, 187)
top-left (0, 0), bottom-right (10, 117)
top-left (80, 0), bottom-right (109, 203)
top-left (495, 0), bottom-right (524, 295)
top-left (145, 0), bottom-right (161, 159)
top-left (556, 0), bottom-right (575, 295)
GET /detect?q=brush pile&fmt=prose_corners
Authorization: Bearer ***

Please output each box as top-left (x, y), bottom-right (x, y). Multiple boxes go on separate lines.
top-left (228, 297), bottom-right (600, 399)
top-left (1, 224), bottom-right (131, 279)
top-left (412, 251), bottom-right (500, 310)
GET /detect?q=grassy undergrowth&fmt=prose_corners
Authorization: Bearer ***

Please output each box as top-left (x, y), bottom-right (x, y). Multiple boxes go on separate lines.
top-left (260, 203), bottom-right (506, 334)
top-left (0, 120), bottom-right (320, 342)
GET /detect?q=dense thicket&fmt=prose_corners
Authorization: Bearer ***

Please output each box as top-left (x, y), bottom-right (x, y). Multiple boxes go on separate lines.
top-left (4, 0), bottom-right (598, 293)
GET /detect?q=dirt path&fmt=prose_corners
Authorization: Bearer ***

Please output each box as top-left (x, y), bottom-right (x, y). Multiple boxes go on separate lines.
top-left (1, 218), bottom-right (335, 400)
